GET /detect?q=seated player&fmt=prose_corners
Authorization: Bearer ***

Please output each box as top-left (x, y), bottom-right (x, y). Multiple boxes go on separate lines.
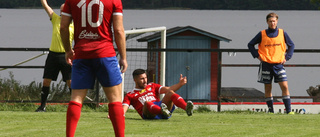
top-left (122, 69), bottom-right (194, 119)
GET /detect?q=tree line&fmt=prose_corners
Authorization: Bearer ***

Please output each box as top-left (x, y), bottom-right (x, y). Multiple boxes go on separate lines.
top-left (1, 0), bottom-right (319, 10)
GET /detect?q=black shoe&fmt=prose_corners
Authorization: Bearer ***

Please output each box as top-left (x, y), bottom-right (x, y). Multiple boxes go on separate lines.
top-left (35, 106), bottom-right (46, 112)
top-left (160, 103), bottom-right (171, 118)
top-left (186, 101), bottom-right (194, 116)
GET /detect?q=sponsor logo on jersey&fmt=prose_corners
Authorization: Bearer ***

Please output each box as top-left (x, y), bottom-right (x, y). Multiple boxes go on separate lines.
top-left (79, 30), bottom-right (100, 39)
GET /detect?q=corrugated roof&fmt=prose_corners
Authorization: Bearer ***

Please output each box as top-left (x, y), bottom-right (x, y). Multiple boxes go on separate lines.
top-left (137, 26), bottom-right (231, 43)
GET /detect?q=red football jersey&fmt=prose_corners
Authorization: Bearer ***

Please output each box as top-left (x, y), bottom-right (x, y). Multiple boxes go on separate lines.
top-left (122, 83), bottom-right (163, 117)
top-left (62, 0), bottom-right (123, 59)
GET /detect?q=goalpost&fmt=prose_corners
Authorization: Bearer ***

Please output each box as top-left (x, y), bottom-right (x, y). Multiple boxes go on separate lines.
top-left (121, 26), bottom-right (167, 100)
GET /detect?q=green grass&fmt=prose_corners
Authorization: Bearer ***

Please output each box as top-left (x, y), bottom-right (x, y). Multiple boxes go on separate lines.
top-left (0, 109), bottom-right (319, 137)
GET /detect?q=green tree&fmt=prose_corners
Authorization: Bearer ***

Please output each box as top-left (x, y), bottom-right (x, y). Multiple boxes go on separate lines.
top-left (311, 0), bottom-right (320, 9)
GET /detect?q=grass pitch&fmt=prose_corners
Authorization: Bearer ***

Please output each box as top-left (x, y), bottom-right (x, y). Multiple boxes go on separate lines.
top-left (0, 109), bottom-right (319, 137)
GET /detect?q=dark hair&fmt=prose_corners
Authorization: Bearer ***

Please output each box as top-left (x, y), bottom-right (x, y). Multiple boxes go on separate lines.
top-left (132, 69), bottom-right (146, 78)
top-left (266, 12), bottom-right (278, 21)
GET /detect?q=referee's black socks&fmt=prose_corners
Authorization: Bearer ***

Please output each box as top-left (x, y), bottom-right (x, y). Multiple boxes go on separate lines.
top-left (40, 86), bottom-right (50, 108)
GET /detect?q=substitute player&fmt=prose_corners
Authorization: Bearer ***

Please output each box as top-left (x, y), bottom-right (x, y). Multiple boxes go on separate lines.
top-left (122, 69), bottom-right (194, 119)
top-left (36, 0), bottom-right (74, 112)
top-left (60, 0), bottom-right (127, 136)
top-left (248, 12), bottom-right (295, 114)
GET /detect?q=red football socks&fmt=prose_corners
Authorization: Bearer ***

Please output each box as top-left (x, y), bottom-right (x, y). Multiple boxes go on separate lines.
top-left (66, 101), bottom-right (125, 137)
top-left (171, 93), bottom-right (187, 110)
top-left (146, 101), bottom-right (162, 114)
top-left (108, 102), bottom-right (125, 137)
top-left (66, 101), bottom-right (82, 137)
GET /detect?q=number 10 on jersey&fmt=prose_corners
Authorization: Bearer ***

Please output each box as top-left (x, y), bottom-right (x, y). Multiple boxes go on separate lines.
top-left (77, 0), bottom-right (104, 28)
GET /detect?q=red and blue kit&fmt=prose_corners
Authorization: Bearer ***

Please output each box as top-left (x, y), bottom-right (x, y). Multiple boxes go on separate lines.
top-left (63, 1), bottom-right (125, 137)
top-left (62, 0), bottom-right (123, 59)
top-left (62, 0), bottom-right (124, 89)
top-left (123, 83), bottom-right (162, 118)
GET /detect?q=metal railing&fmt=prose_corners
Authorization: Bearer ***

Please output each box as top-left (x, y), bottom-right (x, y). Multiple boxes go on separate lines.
top-left (1, 47), bottom-right (320, 110)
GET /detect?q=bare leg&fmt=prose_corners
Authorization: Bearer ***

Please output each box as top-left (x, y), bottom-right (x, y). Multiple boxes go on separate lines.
top-left (279, 81), bottom-right (290, 96)
top-left (103, 83), bottom-right (122, 103)
top-left (70, 89), bottom-right (88, 103)
top-left (161, 90), bottom-right (175, 110)
top-left (104, 83), bottom-right (125, 137)
top-left (65, 80), bottom-right (72, 95)
top-left (66, 80), bottom-right (71, 88)
top-left (264, 83), bottom-right (272, 98)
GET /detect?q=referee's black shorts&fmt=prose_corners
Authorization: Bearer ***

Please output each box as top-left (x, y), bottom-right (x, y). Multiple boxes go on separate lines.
top-left (43, 51), bottom-right (71, 82)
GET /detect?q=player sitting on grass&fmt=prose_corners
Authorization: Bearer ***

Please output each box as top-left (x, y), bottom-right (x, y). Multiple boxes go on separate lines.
top-left (122, 69), bottom-right (193, 119)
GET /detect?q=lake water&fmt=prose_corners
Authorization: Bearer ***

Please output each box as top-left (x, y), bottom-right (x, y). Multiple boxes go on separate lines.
top-left (0, 9), bottom-right (319, 102)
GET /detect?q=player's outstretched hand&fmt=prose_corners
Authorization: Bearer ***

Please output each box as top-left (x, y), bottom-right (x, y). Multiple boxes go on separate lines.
top-left (179, 74), bottom-right (187, 86)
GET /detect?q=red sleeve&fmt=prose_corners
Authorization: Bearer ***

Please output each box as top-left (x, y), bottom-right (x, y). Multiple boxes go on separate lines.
top-left (113, 0), bottom-right (123, 13)
top-left (151, 83), bottom-right (162, 96)
top-left (122, 94), bottom-right (130, 106)
top-left (62, 0), bottom-right (72, 16)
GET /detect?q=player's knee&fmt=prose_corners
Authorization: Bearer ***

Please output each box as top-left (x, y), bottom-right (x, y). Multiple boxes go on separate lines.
top-left (43, 79), bottom-right (52, 87)
top-left (144, 101), bottom-right (154, 108)
top-left (66, 80), bottom-right (71, 88)
top-left (165, 90), bottom-right (175, 96)
top-left (144, 101), bottom-right (150, 106)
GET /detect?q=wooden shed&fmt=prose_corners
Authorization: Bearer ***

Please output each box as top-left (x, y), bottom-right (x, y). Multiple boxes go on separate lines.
top-left (138, 26), bottom-right (231, 101)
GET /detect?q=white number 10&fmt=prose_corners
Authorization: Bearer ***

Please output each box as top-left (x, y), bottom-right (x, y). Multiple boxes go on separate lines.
top-left (77, 0), bottom-right (104, 28)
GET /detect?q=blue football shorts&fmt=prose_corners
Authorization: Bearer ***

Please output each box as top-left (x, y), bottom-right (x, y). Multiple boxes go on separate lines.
top-left (258, 61), bottom-right (288, 84)
top-left (142, 101), bottom-right (176, 120)
top-left (71, 56), bottom-right (122, 89)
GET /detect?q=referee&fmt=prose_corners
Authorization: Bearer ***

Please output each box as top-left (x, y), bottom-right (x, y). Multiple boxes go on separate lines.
top-left (36, 0), bottom-right (74, 112)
